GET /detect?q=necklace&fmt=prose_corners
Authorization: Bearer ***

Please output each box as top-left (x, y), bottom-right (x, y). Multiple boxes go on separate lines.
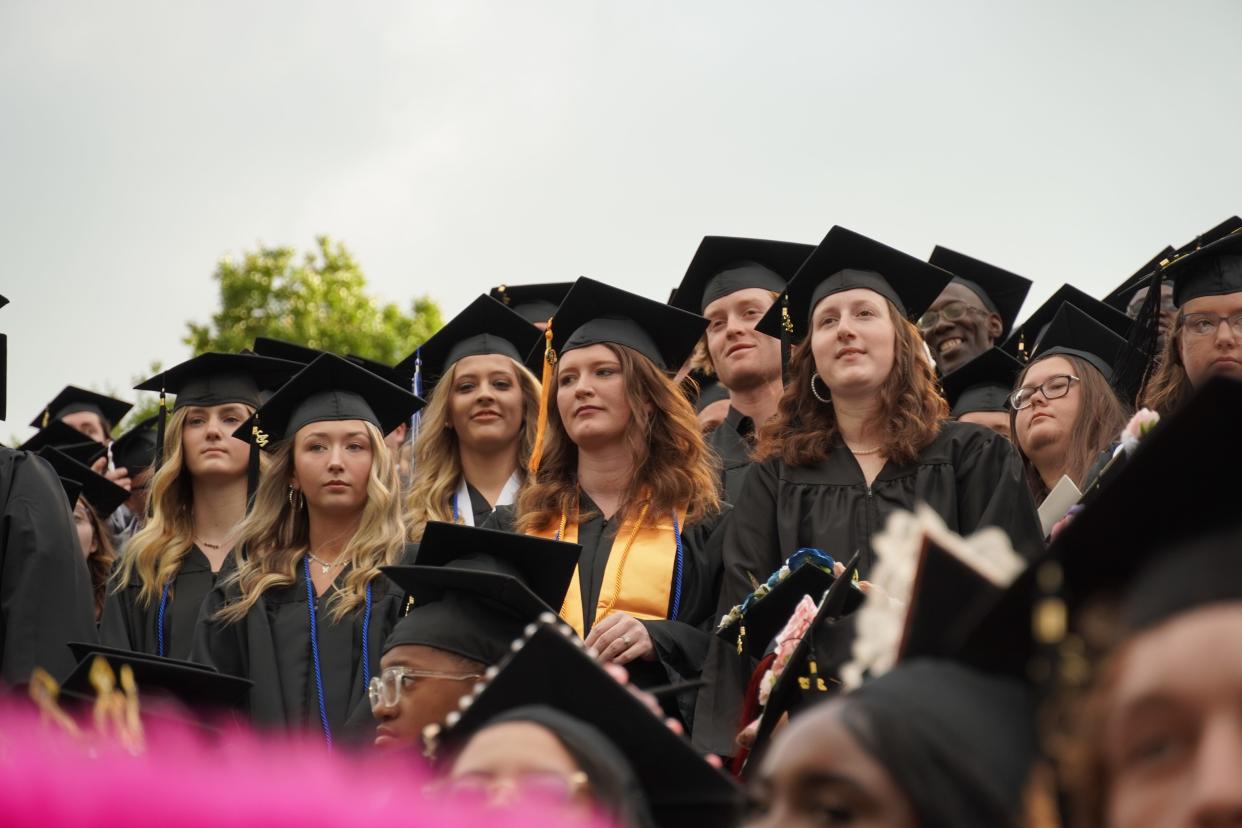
top-left (847, 445), bottom-right (881, 456)
top-left (197, 539), bottom-right (222, 550)
top-left (306, 551), bottom-right (347, 575)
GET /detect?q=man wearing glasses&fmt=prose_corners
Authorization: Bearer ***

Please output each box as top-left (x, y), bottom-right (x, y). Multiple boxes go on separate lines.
top-left (919, 247), bottom-right (1032, 375)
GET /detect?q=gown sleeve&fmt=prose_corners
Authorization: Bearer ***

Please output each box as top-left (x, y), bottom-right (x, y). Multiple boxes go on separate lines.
top-left (189, 568), bottom-right (249, 682)
top-left (98, 579), bottom-right (138, 651)
top-left (0, 451), bottom-right (98, 684)
top-left (954, 428), bottom-right (1044, 558)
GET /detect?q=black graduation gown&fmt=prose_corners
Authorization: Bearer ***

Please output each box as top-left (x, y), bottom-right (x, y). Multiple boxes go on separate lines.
top-left (691, 420), bottom-right (1042, 755)
top-left (486, 496), bottom-right (728, 724)
top-left (100, 545), bottom-right (218, 661)
top-left (0, 448), bottom-right (98, 684)
top-left (191, 545), bottom-right (414, 742)
top-left (706, 406), bottom-right (756, 506)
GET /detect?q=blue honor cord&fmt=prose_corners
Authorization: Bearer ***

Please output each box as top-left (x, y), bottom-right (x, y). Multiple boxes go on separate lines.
top-left (304, 555), bottom-right (374, 748)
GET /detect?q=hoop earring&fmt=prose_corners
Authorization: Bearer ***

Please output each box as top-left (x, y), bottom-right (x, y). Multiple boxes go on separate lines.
top-left (811, 373), bottom-right (832, 404)
top-left (288, 485), bottom-right (305, 510)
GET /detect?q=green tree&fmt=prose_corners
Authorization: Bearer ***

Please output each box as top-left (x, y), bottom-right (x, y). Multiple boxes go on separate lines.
top-left (185, 235), bottom-right (442, 364)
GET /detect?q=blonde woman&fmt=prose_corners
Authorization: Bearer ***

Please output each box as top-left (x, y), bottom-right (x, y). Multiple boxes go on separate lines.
top-left (101, 353), bottom-right (295, 659)
top-left (487, 278), bottom-right (725, 723)
top-left (193, 354), bottom-right (423, 744)
top-left (397, 295), bottom-right (542, 539)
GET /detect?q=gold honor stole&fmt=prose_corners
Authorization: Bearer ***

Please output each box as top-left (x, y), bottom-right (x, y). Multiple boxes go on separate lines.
top-left (530, 503), bottom-right (687, 638)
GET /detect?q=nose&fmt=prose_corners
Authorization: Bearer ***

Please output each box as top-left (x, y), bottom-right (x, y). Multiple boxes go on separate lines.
top-left (1214, 318), bottom-right (1238, 346)
top-left (1188, 715), bottom-right (1242, 826)
top-left (203, 414), bottom-right (223, 440)
top-left (327, 445), bottom-right (346, 471)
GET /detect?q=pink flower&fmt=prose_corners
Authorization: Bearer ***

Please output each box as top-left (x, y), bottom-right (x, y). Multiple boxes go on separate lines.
top-left (1120, 408), bottom-right (1160, 455)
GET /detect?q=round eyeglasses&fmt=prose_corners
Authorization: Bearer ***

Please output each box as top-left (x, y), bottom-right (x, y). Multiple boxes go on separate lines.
top-left (916, 301), bottom-right (989, 332)
top-left (368, 665), bottom-right (482, 709)
top-left (1010, 374), bottom-right (1080, 410)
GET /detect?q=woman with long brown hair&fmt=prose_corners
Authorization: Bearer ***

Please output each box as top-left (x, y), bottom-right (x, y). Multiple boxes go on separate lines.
top-left (695, 226), bottom-right (1041, 757)
top-left (193, 354), bottom-right (423, 744)
top-left (101, 353), bottom-right (296, 658)
top-left (486, 278), bottom-right (725, 717)
top-left (398, 295), bottom-right (542, 539)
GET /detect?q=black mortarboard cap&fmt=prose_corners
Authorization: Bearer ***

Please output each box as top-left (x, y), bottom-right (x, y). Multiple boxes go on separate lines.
top-left (490, 282), bottom-right (573, 325)
top-left (396, 295), bottom-right (542, 393)
top-left (37, 446), bottom-right (129, 518)
top-left (235, 353), bottom-right (425, 449)
top-left (430, 620), bottom-right (740, 828)
top-left (19, 420), bottom-right (108, 466)
top-left (545, 277), bottom-right (708, 371)
top-left (56, 476), bottom-right (83, 510)
top-left (1162, 219), bottom-right (1242, 306)
top-left (1103, 246), bottom-right (1176, 312)
top-left (756, 225), bottom-right (954, 341)
top-left (671, 236), bottom-right (814, 314)
top-left (715, 560), bottom-right (863, 660)
top-left (135, 353), bottom-right (300, 410)
top-left (1026, 302), bottom-right (1128, 380)
top-left (62, 642), bottom-right (252, 711)
top-left (110, 415), bottom-right (159, 473)
top-left (941, 347), bottom-right (1024, 417)
top-left (927, 246), bottom-right (1033, 337)
top-left (252, 338), bottom-right (413, 389)
top-left (1001, 284), bottom-right (1132, 361)
top-left (956, 377), bottom-right (1242, 676)
top-left (31, 385), bottom-right (132, 432)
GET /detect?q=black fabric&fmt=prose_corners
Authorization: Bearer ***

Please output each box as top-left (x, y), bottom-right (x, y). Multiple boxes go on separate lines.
top-left (100, 545), bottom-right (219, 661)
top-left (251, 338), bottom-right (413, 388)
top-left (1163, 225), bottom-right (1242, 305)
top-left (191, 546), bottom-right (414, 741)
top-left (32, 385), bottom-right (132, 431)
top-left (134, 353), bottom-right (299, 410)
top-left (941, 347), bottom-right (1023, 417)
top-left (928, 246), bottom-right (1033, 336)
top-left (396, 295), bottom-right (541, 393)
top-left (671, 236), bottom-right (813, 314)
top-left (36, 446), bottom-right (129, 518)
top-left (0, 448), bottom-right (98, 684)
top-left (1028, 301), bottom-right (1128, 380)
top-left (706, 406), bottom-right (756, 505)
top-left (61, 644), bottom-right (251, 711)
top-left (18, 421), bottom-right (107, 466)
top-left (1103, 246), bottom-right (1176, 312)
top-left (382, 591), bottom-right (525, 665)
top-left (692, 420), bottom-right (1042, 755)
top-left (110, 415), bottom-right (159, 473)
top-left (1002, 283), bottom-right (1132, 360)
top-left (490, 282), bottom-right (573, 325)
top-left (1122, 524), bottom-right (1242, 632)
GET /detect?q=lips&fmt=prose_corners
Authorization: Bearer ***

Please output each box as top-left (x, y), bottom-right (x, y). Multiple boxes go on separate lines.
top-left (471, 409), bottom-right (501, 421)
top-left (373, 726), bottom-right (401, 749)
top-left (201, 447), bottom-right (228, 456)
top-left (324, 480), bottom-right (350, 489)
top-left (836, 347), bottom-right (864, 359)
top-left (725, 342), bottom-right (754, 359)
top-left (574, 405), bottom-right (603, 417)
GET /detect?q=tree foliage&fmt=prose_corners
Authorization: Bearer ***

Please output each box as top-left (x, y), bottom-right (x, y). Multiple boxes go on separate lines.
top-left (184, 235), bottom-right (442, 365)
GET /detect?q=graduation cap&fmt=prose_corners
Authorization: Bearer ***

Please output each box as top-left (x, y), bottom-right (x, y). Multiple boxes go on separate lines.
top-left (1001, 284), bottom-right (1133, 362)
top-left (134, 352), bottom-right (300, 411)
top-left (395, 295), bottom-right (542, 395)
top-left (955, 376), bottom-right (1242, 679)
top-left (55, 476), bottom-right (83, 510)
top-left (1025, 302), bottom-right (1129, 381)
top-left (670, 236), bottom-right (814, 315)
top-left (715, 550), bottom-right (864, 660)
top-left (489, 282), bottom-right (573, 325)
top-left (756, 225), bottom-right (954, 342)
top-left (235, 352), bottom-right (425, 450)
top-left (1102, 246), bottom-right (1176, 313)
top-left (427, 619), bottom-right (741, 828)
top-left (37, 446), bottom-right (129, 518)
top-left (251, 338), bottom-right (412, 389)
top-left (110, 415), bottom-right (159, 474)
top-left (941, 347), bottom-right (1024, 418)
top-left (19, 420), bottom-right (107, 466)
top-left (30, 386), bottom-right (132, 432)
top-left (62, 642), bottom-right (252, 712)
top-left (0, 295), bottom-right (7, 421)
top-left (1162, 218), bottom-right (1242, 307)
top-left (928, 246), bottom-right (1033, 337)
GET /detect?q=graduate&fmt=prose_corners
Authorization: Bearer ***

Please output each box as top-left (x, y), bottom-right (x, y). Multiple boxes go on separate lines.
top-left (107, 415), bottom-right (159, 542)
top-left (38, 446), bottom-right (129, 622)
top-left (489, 282), bottom-right (572, 330)
top-left (920, 246), bottom-right (1032, 374)
top-left (371, 522), bottom-right (578, 751)
top-left (1140, 219), bottom-right (1242, 414)
top-left (670, 236), bottom-right (813, 504)
top-left (193, 353), bottom-right (423, 744)
top-left (0, 297), bottom-right (98, 683)
top-left (695, 226), bottom-right (1041, 756)
top-left (939, 346), bottom-right (1023, 440)
top-left (1008, 303), bottom-right (1132, 502)
top-left (102, 353), bottom-right (297, 660)
top-left (30, 385), bottom-right (132, 445)
top-left (485, 277), bottom-right (726, 723)
top-left (395, 295), bottom-right (542, 538)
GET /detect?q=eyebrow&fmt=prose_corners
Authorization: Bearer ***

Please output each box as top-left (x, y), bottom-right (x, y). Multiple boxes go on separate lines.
top-left (301, 431), bottom-right (369, 441)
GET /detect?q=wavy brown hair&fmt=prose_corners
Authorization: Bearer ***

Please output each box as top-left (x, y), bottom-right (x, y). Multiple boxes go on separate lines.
top-left (1139, 312), bottom-right (1193, 416)
top-left (515, 344), bottom-right (721, 533)
top-left (756, 301), bottom-right (947, 467)
top-left (1009, 355), bottom-right (1131, 500)
top-left (78, 500), bottom-right (117, 621)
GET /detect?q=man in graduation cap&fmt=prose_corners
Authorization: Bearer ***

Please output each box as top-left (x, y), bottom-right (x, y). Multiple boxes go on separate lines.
top-left (30, 386), bottom-right (132, 446)
top-left (670, 236), bottom-right (814, 504)
top-left (370, 522), bottom-right (579, 751)
top-left (920, 247), bottom-right (1032, 374)
top-left (0, 297), bottom-right (99, 684)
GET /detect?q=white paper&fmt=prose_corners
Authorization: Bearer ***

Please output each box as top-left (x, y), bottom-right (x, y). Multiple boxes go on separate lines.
top-left (1038, 475), bottom-right (1082, 537)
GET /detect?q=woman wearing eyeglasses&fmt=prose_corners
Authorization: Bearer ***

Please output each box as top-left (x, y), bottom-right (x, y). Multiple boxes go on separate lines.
top-left (1009, 303), bottom-right (1131, 503)
top-left (1141, 227), bottom-right (1242, 415)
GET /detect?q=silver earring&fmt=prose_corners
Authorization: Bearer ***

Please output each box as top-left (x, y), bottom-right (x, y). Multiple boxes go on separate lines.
top-left (811, 372), bottom-right (832, 404)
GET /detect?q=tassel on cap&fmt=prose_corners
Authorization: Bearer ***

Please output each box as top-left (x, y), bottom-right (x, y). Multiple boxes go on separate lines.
top-left (780, 294), bottom-right (793, 383)
top-left (527, 319), bottom-right (556, 475)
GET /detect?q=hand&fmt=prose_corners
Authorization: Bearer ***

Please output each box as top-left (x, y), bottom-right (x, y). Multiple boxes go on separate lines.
top-left (92, 458), bottom-right (132, 492)
top-left (697, 398), bottom-right (731, 433)
top-left (584, 613), bottom-right (654, 665)
top-left (832, 561), bottom-right (871, 594)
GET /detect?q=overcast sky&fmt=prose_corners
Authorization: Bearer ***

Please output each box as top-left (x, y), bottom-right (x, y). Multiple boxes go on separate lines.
top-left (3, 0), bottom-right (1240, 437)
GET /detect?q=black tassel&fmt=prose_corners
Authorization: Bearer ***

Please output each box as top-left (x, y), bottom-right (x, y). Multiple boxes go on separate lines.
top-left (149, 380), bottom-right (167, 520)
top-left (1112, 264), bottom-right (1167, 407)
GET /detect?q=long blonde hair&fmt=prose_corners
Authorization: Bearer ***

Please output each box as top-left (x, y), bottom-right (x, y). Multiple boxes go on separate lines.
top-left (404, 356), bottom-right (541, 541)
top-left (215, 421), bottom-right (406, 624)
top-left (112, 406), bottom-right (256, 608)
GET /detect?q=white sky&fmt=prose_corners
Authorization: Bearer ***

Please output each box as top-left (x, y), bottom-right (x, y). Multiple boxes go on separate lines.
top-left (3, 0), bottom-right (1240, 437)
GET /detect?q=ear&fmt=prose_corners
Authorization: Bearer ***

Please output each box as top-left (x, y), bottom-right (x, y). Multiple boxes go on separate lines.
top-left (986, 312), bottom-right (1004, 341)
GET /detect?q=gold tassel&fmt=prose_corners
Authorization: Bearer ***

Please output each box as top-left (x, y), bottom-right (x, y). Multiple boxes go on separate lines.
top-left (527, 320), bottom-right (557, 475)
